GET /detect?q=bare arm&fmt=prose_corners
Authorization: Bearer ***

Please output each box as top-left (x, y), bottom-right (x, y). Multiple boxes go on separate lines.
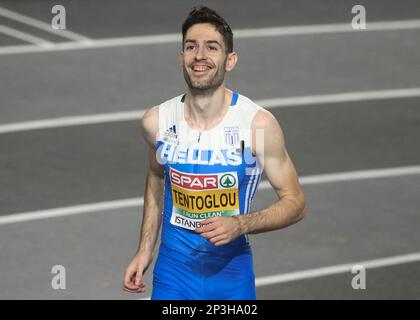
top-left (137, 145), bottom-right (164, 255)
top-left (196, 108), bottom-right (307, 245)
top-left (237, 108), bottom-right (307, 234)
top-left (124, 106), bottom-right (164, 292)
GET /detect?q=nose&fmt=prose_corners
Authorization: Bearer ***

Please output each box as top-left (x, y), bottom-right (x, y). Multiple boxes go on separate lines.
top-left (194, 45), bottom-right (207, 61)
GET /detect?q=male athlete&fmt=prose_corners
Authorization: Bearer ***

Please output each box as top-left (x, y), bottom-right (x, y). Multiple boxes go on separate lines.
top-left (124, 6), bottom-right (307, 299)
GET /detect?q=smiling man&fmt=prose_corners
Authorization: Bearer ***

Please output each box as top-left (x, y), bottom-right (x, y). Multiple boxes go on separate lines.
top-left (124, 6), bottom-right (307, 300)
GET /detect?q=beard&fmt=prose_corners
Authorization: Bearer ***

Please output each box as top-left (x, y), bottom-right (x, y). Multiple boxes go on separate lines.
top-left (182, 59), bottom-right (226, 94)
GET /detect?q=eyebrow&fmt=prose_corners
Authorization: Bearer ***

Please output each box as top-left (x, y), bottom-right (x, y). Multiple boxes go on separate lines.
top-left (184, 39), bottom-right (222, 47)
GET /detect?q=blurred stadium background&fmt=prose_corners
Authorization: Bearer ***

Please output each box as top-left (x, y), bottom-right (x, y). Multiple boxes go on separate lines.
top-left (0, 0), bottom-right (419, 299)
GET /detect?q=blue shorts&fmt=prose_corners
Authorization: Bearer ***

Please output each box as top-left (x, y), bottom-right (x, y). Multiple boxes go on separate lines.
top-left (151, 243), bottom-right (256, 300)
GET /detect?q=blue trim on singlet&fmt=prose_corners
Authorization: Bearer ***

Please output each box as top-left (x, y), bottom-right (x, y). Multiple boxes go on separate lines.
top-left (230, 91), bottom-right (239, 106)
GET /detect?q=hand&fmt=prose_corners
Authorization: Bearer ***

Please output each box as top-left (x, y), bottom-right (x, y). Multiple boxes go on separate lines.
top-left (123, 252), bottom-right (152, 293)
top-left (195, 216), bottom-right (242, 246)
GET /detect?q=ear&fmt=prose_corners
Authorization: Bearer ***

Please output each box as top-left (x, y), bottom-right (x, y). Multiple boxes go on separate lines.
top-left (225, 52), bottom-right (238, 72)
top-left (179, 51), bottom-right (184, 68)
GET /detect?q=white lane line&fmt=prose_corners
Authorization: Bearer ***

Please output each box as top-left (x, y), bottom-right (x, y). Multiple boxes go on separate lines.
top-left (0, 110), bottom-right (146, 135)
top-left (0, 19), bottom-right (420, 55)
top-left (0, 6), bottom-right (92, 42)
top-left (2, 87), bottom-right (420, 135)
top-left (235, 19), bottom-right (420, 38)
top-left (259, 165), bottom-right (420, 188)
top-left (138, 251), bottom-right (420, 299)
top-left (258, 88), bottom-right (420, 108)
top-left (255, 252), bottom-right (420, 287)
top-left (0, 24), bottom-right (53, 47)
top-left (0, 32), bottom-right (178, 56)
top-left (0, 198), bottom-right (143, 225)
top-left (0, 165), bottom-right (419, 225)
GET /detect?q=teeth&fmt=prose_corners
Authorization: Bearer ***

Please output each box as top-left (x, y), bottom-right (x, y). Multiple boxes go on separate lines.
top-left (193, 65), bottom-right (210, 71)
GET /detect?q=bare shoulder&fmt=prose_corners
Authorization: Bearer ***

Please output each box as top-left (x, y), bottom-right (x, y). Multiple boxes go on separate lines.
top-left (250, 107), bottom-right (286, 159)
top-left (252, 108), bottom-right (285, 143)
top-left (252, 108), bottom-right (280, 130)
top-left (141, 105), bottom-right (159, 146)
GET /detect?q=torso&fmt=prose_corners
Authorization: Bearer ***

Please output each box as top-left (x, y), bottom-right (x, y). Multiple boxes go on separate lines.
top-left (156, 90), bottom-right (263, 255)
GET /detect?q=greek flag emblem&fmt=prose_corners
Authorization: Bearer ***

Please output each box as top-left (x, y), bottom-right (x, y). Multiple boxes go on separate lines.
top-left (224, 127), bottom-right (239, 146)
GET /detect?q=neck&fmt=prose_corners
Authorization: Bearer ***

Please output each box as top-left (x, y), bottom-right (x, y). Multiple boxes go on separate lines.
top-left (184, 85), bottom-right (231, 131)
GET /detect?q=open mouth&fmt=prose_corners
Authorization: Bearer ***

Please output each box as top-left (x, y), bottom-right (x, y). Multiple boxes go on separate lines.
top-left (190, 64), bottom-right (213, 75)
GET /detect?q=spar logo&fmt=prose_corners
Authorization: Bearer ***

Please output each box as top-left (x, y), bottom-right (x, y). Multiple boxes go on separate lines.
top-left (220, 173), bottom-right (236, 188)
top-left (170, 168), bottom-right (238, 190)
top-left (170, 169), bottom-right (218, 190)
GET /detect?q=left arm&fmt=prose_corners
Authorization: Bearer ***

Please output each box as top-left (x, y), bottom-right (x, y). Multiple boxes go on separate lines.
top-left (195, 109), bottom-right (307, 245)
top-left (238, 108), bottom-right (307, 234)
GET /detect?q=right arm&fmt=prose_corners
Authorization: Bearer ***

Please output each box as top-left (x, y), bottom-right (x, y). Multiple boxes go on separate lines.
top-left (123, 106), bottom-right (164, 293)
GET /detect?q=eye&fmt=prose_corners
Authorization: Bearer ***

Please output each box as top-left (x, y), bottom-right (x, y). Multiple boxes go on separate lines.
top-left (185, 45), bottom-right (195, 51)
top-left (208, 46), bottom-right (218, 51)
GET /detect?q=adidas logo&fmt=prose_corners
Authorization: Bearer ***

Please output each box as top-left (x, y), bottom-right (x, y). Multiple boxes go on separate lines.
top-left (163, 124), bottom-right (178, 143)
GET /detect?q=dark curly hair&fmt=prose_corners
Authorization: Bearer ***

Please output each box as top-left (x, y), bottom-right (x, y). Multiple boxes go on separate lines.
top-left (182, 6), bottom-right (233, 53)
